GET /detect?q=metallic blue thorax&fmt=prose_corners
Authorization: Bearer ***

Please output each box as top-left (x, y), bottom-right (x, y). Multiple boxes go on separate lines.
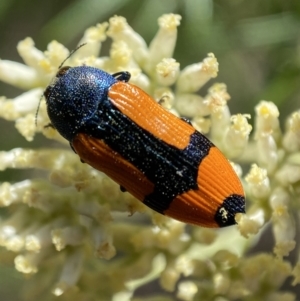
top-left (46, 66), bottom-right (117, 141)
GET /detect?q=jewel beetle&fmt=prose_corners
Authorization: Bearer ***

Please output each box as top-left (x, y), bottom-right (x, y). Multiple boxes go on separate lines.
top-left (44, 63), bottom-right (245, 228)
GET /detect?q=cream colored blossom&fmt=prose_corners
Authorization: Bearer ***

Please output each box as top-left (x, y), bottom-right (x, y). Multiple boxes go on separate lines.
top-left (245, 164), bottom-right (270, 199)
top-left (177, 281), bottom-right (198, 301)
top-left (156, 58), bottom-right (180, 86)
top-left (271, 186), bottom-right (296, 258)
top-left (292, 261), bottom-right (300, 286)
top-left (255, 100), bottom-right (280, 138)
top-left (236, 208), bottom-right (265, 238)
top-left (177, 53), bottom-right (219, 93)
top-left (224, 114), bottom-right (252, 158)
top-left (107, 15), bottom-right (148, 66)
top-left (145, 14), bottom-right (181, 74)
top-left (283, 111), bottom-right (300, 152)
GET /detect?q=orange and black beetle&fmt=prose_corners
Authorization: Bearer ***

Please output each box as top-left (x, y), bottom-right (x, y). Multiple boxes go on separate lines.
top-left (45, 66), bottom-right (245, 228)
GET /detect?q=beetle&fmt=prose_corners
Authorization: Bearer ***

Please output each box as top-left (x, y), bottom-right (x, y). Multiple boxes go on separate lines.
top-left (44, 64), bottom-right (245, 228)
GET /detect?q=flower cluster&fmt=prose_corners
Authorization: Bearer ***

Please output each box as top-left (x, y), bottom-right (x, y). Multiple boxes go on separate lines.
top-left (0, 14), bottom-right (299, 301)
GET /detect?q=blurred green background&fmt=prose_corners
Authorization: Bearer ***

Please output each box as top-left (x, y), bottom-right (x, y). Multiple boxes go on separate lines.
top-left (0, 0), bottom-right (300, 299)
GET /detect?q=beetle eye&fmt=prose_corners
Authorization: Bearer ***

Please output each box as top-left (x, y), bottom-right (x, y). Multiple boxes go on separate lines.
top-left (56, 66), bottom-right (71, 77)
top-left (44, 86), bottom-right (51, 99)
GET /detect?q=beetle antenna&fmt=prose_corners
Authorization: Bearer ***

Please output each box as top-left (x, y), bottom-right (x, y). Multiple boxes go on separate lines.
top-left (58, 43), bottom-right (87, 69)
top-left (35, 93), bottom-right (44, 127)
